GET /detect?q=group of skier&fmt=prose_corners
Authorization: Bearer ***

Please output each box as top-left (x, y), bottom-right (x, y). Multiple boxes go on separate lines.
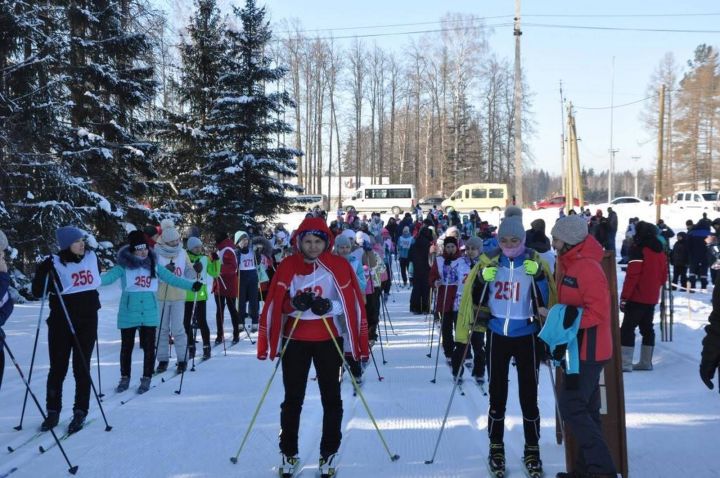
top-left (2, 200), bottom-right (720, 477)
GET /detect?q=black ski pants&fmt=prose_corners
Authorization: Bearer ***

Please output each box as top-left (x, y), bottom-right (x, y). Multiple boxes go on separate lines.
top-left (238, 270), bottom-right (259, 325)
top-left (620, 301), bottom-right (655, 347)
top-left (672, 265), bottom-right (688, 290)
top-left (486, 331), bottom-right (540, 446)
top-left (214, 294), bottom-right (240, 339)
top-left (184, 300), bottom-right (210, 347)
top-left (399, 258), bottom-right (410, 285)
top-left (451, 332), bottom-right (485, 378)
top-left (120, 326), bottom-right (156, 378)
top-left (365, 290), bottom-right (380, 341)
top-left (558, 361), bottom-right (617, 475)
top-left (46, 313), bottom-right (97, 413)
top-left (0, 339), bottom-right (4, 392)
top-left (439, 310), bottom-right (456, 358)
top-left (280, 337), bottom-right (343, 459)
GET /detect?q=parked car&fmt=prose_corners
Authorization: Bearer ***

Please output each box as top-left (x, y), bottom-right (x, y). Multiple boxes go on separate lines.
top-left (594, 196), bottom-right (651, 211)
top-left (441, 183), bottom-right (508, 212)
top-left (673, 190), bottom-right (720, 211)
top-left (533, 196), bottom-right (582, 210)
top-left (417, 195), bottom-right (446, 212)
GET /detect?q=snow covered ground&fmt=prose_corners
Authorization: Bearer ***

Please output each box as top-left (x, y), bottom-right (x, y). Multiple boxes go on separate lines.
top-left (1, 203), bottom-right (719, 477)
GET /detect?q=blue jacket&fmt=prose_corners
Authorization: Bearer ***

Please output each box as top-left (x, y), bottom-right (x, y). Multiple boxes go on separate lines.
top-left (538, 304), bottom-right (583, 374)
top-left (101, 247), bottom-right (194, 329)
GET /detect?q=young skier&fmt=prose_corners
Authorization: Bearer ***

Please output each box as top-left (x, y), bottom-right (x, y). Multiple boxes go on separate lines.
top-left (428, 236), bottom-right (462, 362)
top-left (32, 226), bottom-right (101, 434)
top-left (155, 220), bottom-right (195, 373)
top-left (212, 231), bottom-right (241, 344)
top-left (235, 231), bottom-right (260, 333)
top-left (101, 231), bottom-right (201, 394)
top-left (452, 236), bottom-right (486, 384)
top-left (396, 226), bottom-right (414, 287)
top-left (258, 217), bottom-right (368, 477)
top-left (184, 236), bottom-right (219, 360)
top-left (464, 207), bottom-right (555, 478)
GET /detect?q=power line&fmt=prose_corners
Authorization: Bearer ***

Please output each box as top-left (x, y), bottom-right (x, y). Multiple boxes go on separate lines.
top-left (524, 22), bottom-right (720, 34)
top-left (524, 12), bottom-right (720, 18)
top-left (276, 15), bottom-right (512, 35)
top-left (575, 95), bottom-right (655, 110)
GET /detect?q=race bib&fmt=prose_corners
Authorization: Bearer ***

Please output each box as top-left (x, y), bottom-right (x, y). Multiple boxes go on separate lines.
top-left (53, 252), bottom-right (100, 295)
top-left (125, 267), bottom-right (158, 292)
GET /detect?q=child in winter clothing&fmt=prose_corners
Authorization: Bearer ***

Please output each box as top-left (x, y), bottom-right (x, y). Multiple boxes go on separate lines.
top-left (397, 226), bottom-right (414, 287)
top-left (619, 221), bottom-right (668, 372)
top-left (670, 232), bottom-right (689, 290)
top-left (428, 236), bottom-right (462, 360)
top-left (459, 207), bottom-right (554, 477)
top-left (212, 232), bottom-right (241, 344)
top-left (258, 217), bottom-right (368, 477)
top-left (154, 220), bottom-right (195, 373)
top-left (451, 236), bottom-right (486, 382)
top-left (32, 226), bottom-right (102, 434)
top-left (549, 214), bottom-right (617, 478)
top-left (184, 236), bottom-right (220, 360)
top-left (0, 230), bottom-right (14, 392)
top-left (101, 231), bottom-right (200, 394)
top-left (235, 231), bottom-right (260, 334)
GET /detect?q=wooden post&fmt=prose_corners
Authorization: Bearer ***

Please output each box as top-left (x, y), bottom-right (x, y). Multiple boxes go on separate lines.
top-left (555, 251), bottom-right (629, 477)
top-left (655, 85), bottom-right (665, 223)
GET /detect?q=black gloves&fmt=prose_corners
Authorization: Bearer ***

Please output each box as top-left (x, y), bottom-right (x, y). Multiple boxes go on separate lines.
top-left (165, 261), bottom-right (176, 273)
top-left (191, 281), bottom-right (203, 292)
top-left (700, 359), bottom-right (719, 390)
top-left (562, 306), bottom-right (579, 329)
top-left (311, 297), bottom-right (332, 316)
top-left (292, 290), bottom-right (315, 311)
top-left (192, 261), bottom-right (203, 274)
top-left (552, 343), bottom-right (568, 362)
top-left (37, 256), bottom-right (53, 275)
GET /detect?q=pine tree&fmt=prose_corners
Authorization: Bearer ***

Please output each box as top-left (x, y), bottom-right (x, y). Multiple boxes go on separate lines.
top-left (0, 1), bottom-right (101, 265)
top-left (63, 0), bottom-right (158, 240)
top-left (156, 0), bottom-right (226, 225)
top-left (202, 0), bottom-right (300, 233)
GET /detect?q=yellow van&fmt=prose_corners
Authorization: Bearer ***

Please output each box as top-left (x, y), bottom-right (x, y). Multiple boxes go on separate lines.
top-left (441, 183), bottom-right (508, 212)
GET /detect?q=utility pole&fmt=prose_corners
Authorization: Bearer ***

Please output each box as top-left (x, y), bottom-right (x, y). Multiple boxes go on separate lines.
top-left (631, 156), bottom-right (641, 198)
top-left (560, 80), bottom-right (566, 195)
top-left (608, 56), bottom-right (616, 203)
top-left (655, 85), bottom-right (665, 223)
top-left (513, 0), bottom-right (523, 206)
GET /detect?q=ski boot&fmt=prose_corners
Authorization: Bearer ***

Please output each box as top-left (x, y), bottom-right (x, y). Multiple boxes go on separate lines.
top-left (278, 453), bottom-right (299, 477)
top-left (319, 453), bottom-right (338, 477)
top-left (137, 377), bottom-right (151, 394)
top-left (67, 409), bottom-right (87, 435)
top-left (488, 443), bottom-right (506, 478)
top-left (115, 376), bottom-right (130, 393)
top-left (155, 361), bottom-right (169, 374)
top-left (40, 410), bottom-right (60, 431)
top-left (177, 361), bottom-right (187, 373)
top-left (523, 444), bottom-right (544, 478)
top-left (203, 345), bottom-right (211, 360)
top-left (215, 335), bottom-right (223, 345)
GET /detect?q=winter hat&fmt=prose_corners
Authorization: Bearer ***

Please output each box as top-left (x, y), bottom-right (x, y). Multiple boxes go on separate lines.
top-left (187, 236), bottom-right (203, 251)
top-left (465, 236), bottom-right (483, 251)
top-left (530, 218), bottom-right (546, 233)
top-left (128, 230), bottom-right (149, 252)
top-left (0, 229), bottom-right (8, 251)
top-left (551, 215), bottom-right (589, 246)
top-left (445, 226), bottom-right (459, 238)
top-left (160, 219), bottom-right (180, 243)
top-left (56, 226), bottom-right (85, 250)
top-left (234, 231), bottom-right (249, 244)
top-left (443, 236), bottom-right (458, 247)
top-left (498, 206), bottom-right (525, 242)
top-left (334, 235), bottom-right (351, 249)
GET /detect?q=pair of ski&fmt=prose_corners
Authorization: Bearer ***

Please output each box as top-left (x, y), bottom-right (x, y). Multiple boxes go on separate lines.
top-left (37, 418), bottom-right (97, 455)
top-left (486, 453), bottom-right (543, 478)
top-left (279, 458), bottom-right (338, 477)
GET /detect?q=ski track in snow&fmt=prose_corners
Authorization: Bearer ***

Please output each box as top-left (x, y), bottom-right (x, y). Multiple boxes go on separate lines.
top-left (1, 205), bottom-right (720, 477)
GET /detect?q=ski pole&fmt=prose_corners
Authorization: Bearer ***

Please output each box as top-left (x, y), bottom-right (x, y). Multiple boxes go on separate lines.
top-left (369, 347), bottom-right (384, 381)
top-left (376, 313), bottom-right (387, 364)
top-left (430, 284), bottom-right (451, 382)
top-left (230, 317), bottom-right (300, 464)
top-left (381, 293), bottom-right (397, 335)
top-left (14, 274), bottom-right (49, 431)
top-left (426, 288), bottom-right (437, 357)
top-left (50, 278), bottom-right (112, 432)
top-left (425, 282), bottom-right (489, 464)
top-left (320, 318), bottom-right (400, 462)
top-left (380, 294), bottom-right (390, 344)
top-left (3, 340), bottom-right (79, 474)
top-left (175, 293), bottom-right (199, 395)
top-left (545, 360), bottom-right (565, 442)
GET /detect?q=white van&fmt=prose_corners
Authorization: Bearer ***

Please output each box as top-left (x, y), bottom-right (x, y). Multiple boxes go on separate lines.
top-left (674, 191), bottom-right (720, 211)
top-left (441, 183), bottom-right (508, 212)
top-left (343, 184), bottom-right (416, 214)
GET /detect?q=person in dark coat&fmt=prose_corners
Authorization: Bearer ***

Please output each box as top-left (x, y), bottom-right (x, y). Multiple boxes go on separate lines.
top-left (32, 226), bottom-right (102, 434)
top-left (409, 226), bottom-right (433, 314)
top-left (700, 271), bottom-right (720, 391)
top-left (687, 219), bottom-right (711, 292)
top-left (606, 207), bottom-right (618, 252)
top-left (670, 232), bottom-right (689, 290)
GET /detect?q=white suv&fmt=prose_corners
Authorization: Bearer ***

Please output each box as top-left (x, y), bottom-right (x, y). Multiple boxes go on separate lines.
top-left (674, 191), bottom-right (720, 211)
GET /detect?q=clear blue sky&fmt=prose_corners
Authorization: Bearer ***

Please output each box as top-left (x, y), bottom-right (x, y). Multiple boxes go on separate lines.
top-left (159, 0), bottom-right (720, 176)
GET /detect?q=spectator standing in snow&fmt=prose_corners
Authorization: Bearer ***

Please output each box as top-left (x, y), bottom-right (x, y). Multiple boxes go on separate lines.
top-left (0, 230), bottom-right (14, 392)
top-left (548, 215), bottom-right (617, 478)
top-left (670, 232), bottom-right (689, 290)
top-left (619, 222), bottom-right (668, 372)
top-left (687, 218), bottom-right (711, 292)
